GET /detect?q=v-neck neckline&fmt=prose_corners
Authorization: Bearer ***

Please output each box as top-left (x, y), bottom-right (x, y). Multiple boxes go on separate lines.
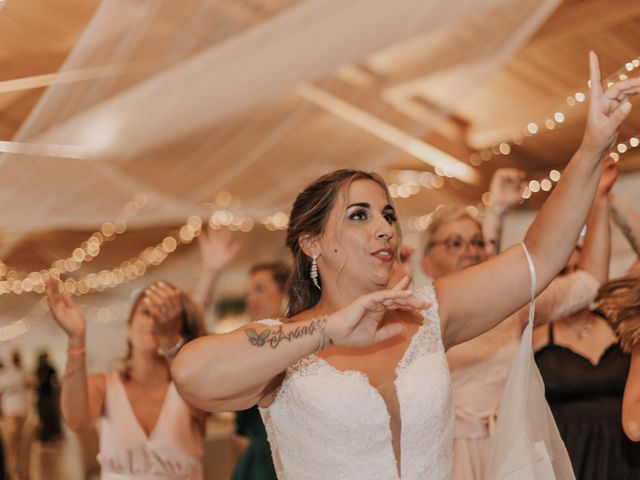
top-left (116, 373), bottom-right (172, 440)
top-left (314, 320), bottom-right (426, 391)
top-left (305, 320), bottom-right (427, 480)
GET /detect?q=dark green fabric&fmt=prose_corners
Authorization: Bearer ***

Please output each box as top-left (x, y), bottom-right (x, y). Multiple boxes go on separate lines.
top-left (231, 406), bottom-right (277, 480)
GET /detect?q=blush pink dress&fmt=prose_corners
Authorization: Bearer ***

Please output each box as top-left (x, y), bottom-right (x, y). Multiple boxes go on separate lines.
top-left (97, 372), bottom-right (203, 480)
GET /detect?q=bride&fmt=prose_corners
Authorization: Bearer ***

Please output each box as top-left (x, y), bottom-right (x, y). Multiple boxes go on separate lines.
top-left (172, 53), bottom-right (640, 479)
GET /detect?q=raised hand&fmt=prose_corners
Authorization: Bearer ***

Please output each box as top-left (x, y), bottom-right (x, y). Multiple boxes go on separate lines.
top-left (489, 168), bottom-right (527, 208)
top-left (143, 282), bottom-right (183, 341)
top-left (325, 276), bottom-right (429, 347)
top-left (598, 156), bottom-right (619, 195)
top-left (582, 51), bottom-right (640, 156)
top-left (198, 226), bottom-right (241, 274)
top-left (46, 277), bottom-right (85, 341)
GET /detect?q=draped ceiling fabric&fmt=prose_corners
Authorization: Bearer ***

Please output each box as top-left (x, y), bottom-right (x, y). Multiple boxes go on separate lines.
top-left (0, 0), bottom-right (561, 234)
top-left (0, 0), bottom-right (577, 351)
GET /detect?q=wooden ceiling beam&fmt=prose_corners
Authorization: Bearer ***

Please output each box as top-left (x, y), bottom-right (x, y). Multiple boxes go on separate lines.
top-left (531, 0), bottom-right (640, 44)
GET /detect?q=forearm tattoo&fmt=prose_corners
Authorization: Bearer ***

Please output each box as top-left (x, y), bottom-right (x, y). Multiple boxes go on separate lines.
top-left (245, 317), bottom-right (327, 349)
top-left (610, 203), bottom-right (640, 257)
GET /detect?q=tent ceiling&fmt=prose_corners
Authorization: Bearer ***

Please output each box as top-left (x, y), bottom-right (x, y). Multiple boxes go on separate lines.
top-left (0, 0), bottom-right (639, 317)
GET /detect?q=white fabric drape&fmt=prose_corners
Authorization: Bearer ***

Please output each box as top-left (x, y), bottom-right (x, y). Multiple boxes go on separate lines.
top-left (487, 243), bottom-right (575, 479)
top-left (0, 0), bottom-right (560, 232)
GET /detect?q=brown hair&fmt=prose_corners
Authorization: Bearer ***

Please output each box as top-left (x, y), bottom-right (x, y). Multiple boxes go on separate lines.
top-left (249, 262), bottom-right (291, 292)
top-left (122, 282), bottom-right (205, 379)
top-left (285, 169), bottom-right (396, 318)
top-left (597, 274), bottom-right (640, 352)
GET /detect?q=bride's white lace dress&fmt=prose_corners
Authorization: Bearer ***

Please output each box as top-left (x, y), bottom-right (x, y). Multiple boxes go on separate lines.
top-left (258, 286), bottom-right (453, 479)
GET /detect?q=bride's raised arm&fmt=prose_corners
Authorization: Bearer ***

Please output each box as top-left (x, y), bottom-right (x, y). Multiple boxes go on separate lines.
top-left (436, 52), bottom-right (640, 349)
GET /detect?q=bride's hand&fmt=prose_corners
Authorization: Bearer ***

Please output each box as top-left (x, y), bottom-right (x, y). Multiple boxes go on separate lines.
top-left (325, 276), bottom-right (429, 347)
top-left (581, 51), bottom-right (640, 156)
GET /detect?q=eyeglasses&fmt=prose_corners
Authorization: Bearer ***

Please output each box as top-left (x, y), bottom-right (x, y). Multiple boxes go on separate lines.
top-left (428, 235), bottom-right (486, 252)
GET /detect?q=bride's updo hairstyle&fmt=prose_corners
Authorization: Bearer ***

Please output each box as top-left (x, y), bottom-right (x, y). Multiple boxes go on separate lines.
top-left (285, 169), bottom-right (397, 318)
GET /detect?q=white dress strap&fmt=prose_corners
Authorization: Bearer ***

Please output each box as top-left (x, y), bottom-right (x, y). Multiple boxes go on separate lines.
top-left (521, 241), bottom-right (537, 326)
top-left (487, 242), bottom-right (575, 480)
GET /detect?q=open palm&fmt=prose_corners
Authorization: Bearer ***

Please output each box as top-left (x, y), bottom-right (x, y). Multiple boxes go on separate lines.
top-left (46, 277), bottom-right (85, 339)
top-left (327, 277), bottom-right (429, 347)
top-left (198, 226), bottom-right (241, 272)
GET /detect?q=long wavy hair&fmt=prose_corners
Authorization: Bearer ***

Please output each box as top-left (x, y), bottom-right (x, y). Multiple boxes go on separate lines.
top-left (285, 169), bottom-right (397, 318)
top-left (597, 274), bottom-right (640, 353)
top-left (121, 282), bottom-right (205, 379)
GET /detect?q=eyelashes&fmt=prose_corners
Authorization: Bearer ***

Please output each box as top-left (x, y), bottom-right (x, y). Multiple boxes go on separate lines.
top-left (348, 209), bottom-right (397, 224)
top-left (349, 209), bottom-right (367, 221)
top-left (384, 213), bottom-right (398, 224)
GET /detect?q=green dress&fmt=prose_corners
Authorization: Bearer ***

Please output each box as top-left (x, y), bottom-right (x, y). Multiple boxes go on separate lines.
top-left (231, 406), bottom-right (278, 480)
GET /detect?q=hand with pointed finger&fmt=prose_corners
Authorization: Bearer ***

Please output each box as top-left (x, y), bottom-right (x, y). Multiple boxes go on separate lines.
top-left (143, 282), bottom-right (183, 343)
top-left (324, 276), bottom-right (429, 348)
top-left (581, 51), bottom-right (640, 156)
top-left (46, 277), bottom-right (86, 347)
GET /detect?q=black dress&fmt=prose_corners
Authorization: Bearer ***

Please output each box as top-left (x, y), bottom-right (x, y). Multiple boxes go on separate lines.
top-left (535, 320), bottom-right (640, 479)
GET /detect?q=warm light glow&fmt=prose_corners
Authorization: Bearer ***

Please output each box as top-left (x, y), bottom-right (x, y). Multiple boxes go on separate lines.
top-left (296, 84), bottom-right (480, 185)
top-left (529, 180), bottom-right (541, 193)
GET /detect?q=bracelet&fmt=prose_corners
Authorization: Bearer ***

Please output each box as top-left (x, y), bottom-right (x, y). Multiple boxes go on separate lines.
top-left (489, 203), bottom-right (508, 216)
top-left (157, 336), bottom-right (185, 359)
top-left (315, 316), bottom-right (333, 352)
top-left (68, 346), bottom-right (87, 356)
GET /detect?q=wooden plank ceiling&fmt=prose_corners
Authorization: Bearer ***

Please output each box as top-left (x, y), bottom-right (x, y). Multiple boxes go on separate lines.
top-left (0, 0), bottom-right (639, 273)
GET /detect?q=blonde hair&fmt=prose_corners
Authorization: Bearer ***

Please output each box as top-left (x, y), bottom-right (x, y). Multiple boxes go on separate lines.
top-left (423, 204), bottom-right (481, 254)
top-left (598, 274), bottom-right (640, 353)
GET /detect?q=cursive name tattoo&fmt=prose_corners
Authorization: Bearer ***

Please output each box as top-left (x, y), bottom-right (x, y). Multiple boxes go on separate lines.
top-left (245, 318), bottom-right (326, 349)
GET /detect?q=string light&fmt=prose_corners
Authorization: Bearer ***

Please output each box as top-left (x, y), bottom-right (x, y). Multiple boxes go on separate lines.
top-left (3, 53), bottom-right (640, 294)
top-left (469, 56), bottom-right (640, 166)
top-left (0, 193), bottom-right (151, 282)
top-left (385, 169), bottom-right (446, 200)
top-left (520, 131), bottom-right (640, 200)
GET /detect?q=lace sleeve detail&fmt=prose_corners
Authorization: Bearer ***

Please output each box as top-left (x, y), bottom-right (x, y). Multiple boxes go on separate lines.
top-left (512, 270), bottom-right (599, 325)
top-left (414, 285), bottom-right (442, 332)
top-left (394, 285), bottom-right (445, 368)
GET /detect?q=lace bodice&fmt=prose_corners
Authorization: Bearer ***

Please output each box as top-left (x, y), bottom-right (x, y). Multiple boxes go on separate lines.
top-left (259, 286), bottom-right (452, 480)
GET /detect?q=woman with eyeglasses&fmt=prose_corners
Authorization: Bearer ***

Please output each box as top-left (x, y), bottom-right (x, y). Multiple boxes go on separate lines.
top-left (417, 161), bottom-right (616, 479)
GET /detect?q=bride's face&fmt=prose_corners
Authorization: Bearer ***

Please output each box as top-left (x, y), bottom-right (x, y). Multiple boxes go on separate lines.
top-left (317, 179), bottom-right (400, 291)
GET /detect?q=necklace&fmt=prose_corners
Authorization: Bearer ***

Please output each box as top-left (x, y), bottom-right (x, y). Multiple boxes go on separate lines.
top-left (570, 317), bottom-right (594, 340)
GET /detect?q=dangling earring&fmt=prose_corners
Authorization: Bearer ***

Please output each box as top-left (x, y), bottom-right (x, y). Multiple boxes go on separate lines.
top-left (310, 254), bottom-right (321, 290)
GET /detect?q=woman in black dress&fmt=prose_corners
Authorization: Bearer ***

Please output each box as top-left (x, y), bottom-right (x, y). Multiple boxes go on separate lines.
top-left (535, 273), bottom-right (640, 479)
